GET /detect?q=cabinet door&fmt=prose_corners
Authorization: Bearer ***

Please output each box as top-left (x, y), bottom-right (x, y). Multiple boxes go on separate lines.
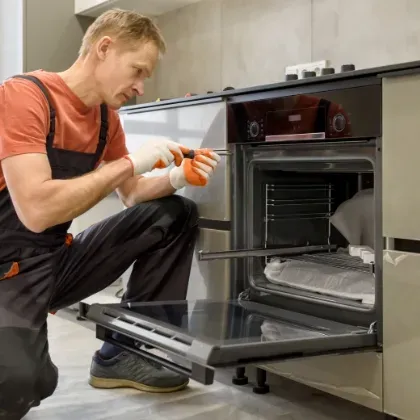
top-left (188, 228), bottom-right (231, 302)
top-left (383, 250), bottom-right (420, 419)
top-left (121, 100), bottom-right (230, 221)
top-left (383, 74), bottom-right (420, 240)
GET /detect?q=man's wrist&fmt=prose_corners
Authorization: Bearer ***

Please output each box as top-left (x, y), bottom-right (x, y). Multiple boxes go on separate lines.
top-left (169, 167), bottom-right (186, 190)
top-left (123, 155), bottom-right (135, 176)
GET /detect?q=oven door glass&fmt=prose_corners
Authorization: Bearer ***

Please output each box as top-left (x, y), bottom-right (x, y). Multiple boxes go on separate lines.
top-left (86, 299), bottom-right (377, 385)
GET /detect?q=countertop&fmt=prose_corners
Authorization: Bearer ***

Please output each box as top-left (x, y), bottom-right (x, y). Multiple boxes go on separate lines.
top-left (119, 59), bottom-right (420, 114)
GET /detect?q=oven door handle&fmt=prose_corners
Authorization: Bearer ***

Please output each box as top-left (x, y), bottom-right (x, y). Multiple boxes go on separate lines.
top-left (197, 244), bottom-right (337, 261)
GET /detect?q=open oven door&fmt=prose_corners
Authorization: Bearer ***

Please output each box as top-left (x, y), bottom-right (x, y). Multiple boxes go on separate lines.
top-left (85, 298), bottom-right (377, 385)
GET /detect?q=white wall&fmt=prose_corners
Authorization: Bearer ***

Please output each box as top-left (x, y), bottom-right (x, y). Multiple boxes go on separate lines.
top-left (0, 0), bottom-right (23, 82)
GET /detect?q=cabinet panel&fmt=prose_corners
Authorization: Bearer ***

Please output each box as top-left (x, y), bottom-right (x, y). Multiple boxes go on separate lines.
top-left (383, 74), bottom-right (420, 240)
top-left (383, 250), bottom-right (420, 419)
top-left (121, 101), bottom-right (230, 221)
top-left (75, 0), bottom-right (204, 18)
top-left (261, 352), bottom-right (383, 412)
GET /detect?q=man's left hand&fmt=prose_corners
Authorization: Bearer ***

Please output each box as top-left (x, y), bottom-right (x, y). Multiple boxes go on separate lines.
top-left (169, 149), bottom-right (221, 189)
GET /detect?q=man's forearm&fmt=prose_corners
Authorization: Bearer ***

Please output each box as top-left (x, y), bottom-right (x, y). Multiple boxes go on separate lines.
top-left (119, 174), bottom-right (176, 207)
top-left (31, 158), bottom-right (133, 231)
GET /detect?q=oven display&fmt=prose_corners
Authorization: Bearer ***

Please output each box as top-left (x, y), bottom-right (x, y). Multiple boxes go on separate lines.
top-left (265, 106), bottom-right (328, 141)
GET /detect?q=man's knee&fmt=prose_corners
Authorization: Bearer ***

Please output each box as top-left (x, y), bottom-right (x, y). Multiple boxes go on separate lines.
top-left (38, 355), bottom-right (59, 400)
top-left (0, 366), bottom-right (39, 418)
top-left (140, 195), bottom-right (198, 228)
top-left (169, 195), bottom-right (198, 224)
top-left (0, 355), bottom-right (58, 418)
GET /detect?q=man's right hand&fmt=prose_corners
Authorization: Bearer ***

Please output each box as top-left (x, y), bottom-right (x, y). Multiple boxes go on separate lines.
top-left (125, 138), bottom-right (188, 176)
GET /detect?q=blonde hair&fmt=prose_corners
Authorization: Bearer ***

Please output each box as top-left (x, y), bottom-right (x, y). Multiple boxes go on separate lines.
top-left (79, 8), bottom-right (166, 56)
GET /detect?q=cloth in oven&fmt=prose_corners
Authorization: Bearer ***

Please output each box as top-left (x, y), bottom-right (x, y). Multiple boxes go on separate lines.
top-left (264, 257), bottom-right (375, 305)
top-left (329, 188), bottom-right (374, 249)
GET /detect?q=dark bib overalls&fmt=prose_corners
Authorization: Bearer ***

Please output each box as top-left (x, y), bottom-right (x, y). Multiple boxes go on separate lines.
top-left (0, 75), bottom-right (198, 419)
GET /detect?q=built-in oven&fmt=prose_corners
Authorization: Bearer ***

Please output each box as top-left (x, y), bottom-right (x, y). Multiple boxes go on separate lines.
top-left (85, 73), bottom-right (383, 387)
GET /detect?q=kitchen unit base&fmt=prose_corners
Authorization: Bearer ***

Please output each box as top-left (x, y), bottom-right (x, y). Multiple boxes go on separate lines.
top-left (259, 352), bottom-right (383, 412)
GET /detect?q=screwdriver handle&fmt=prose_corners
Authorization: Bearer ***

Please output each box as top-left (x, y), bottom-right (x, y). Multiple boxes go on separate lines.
top-left (183, 150), bottom-right (196, 159)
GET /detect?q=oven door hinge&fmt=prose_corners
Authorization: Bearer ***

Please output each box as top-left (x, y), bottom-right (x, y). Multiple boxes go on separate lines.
top-left (238, 288), bottom-right (251, 301)
top-left (368, 321), bottom-right (377, 334)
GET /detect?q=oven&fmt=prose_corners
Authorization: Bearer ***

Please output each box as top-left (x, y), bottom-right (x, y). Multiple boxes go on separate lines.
top-left (84, 73), bottom-right (385, 387)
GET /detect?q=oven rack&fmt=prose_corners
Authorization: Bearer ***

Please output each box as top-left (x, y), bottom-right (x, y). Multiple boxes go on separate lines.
top-left (272, 252), bottom-right (374, 275)
top-left (265, 183), bottom-right (334, 222)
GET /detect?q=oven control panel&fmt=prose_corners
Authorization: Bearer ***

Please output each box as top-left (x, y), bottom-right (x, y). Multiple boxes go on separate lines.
top-left (228, 83), bottom-right (381, 144)
top-left (247, 119), bottom-right (264, 140)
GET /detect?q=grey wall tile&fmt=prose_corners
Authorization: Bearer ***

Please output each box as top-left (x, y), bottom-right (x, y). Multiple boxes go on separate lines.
top-left (221, 0), bottom-right (312, 89)
top-left (153, 0), bottom-right (223, 100)
top-left (312, 0), bottom-right (420, 71)
top-left (137, 77), bottom-right (158, 104)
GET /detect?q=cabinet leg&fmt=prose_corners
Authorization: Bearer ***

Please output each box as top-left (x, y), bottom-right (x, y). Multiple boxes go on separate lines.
top-left (253, 368), bottom-right (270, 394)
top-left (232, 367), bottom-right (248, 386)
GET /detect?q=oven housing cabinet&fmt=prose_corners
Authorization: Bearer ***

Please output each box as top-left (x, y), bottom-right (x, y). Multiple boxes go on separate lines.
top-left (85, 60), bottom-right (420, 420)
top-left (87, 76), bottom-right (382, 375)
top-left (226, 78), bottom-right (383, 340)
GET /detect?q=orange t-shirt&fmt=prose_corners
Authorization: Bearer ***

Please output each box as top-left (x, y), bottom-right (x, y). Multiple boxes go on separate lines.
top-left (0, 70), bottom-right (129, 191)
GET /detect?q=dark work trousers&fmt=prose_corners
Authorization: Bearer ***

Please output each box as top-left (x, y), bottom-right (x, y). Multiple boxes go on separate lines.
top-left (0, 195), bottom-right (198, 419)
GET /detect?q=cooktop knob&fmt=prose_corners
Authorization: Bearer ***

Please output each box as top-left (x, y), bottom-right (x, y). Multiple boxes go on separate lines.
top-left (341, 64), bottom-right (356, 72)
top-left (303, 71), bottom-right (316, 78)
top-left (285, 73), bottom-right (298, 81)
top-left (321, 67), bottom-right (335, 75)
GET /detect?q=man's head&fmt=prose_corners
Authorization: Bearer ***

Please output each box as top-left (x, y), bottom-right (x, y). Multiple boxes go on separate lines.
top-left (79, 9), bottom-right (166, 108)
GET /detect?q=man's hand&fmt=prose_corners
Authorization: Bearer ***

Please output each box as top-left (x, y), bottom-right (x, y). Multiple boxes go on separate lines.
top-left (125, 138), bottom-right (188, 176)
top-left (169, 149), bottom-right (221, 190)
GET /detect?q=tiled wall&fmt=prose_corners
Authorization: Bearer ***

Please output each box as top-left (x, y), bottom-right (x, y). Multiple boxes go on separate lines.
top-left (139, 0), bottom-right (420, 103)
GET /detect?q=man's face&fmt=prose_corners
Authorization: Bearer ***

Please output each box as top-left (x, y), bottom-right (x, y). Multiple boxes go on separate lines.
top-left (94, 37), bottom-right (159, 109)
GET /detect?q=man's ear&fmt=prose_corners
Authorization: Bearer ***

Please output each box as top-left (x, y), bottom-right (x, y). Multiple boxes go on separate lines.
top-left (96, 36), bottom-right (113, 60)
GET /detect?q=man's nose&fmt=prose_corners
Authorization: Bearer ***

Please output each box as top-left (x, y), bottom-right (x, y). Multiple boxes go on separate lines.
top-left (133, 81), bottom-right (145, 96)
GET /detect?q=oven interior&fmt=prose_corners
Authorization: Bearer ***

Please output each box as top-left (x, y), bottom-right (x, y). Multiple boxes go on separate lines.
top-left (237, 149), bottom-right (378, 327)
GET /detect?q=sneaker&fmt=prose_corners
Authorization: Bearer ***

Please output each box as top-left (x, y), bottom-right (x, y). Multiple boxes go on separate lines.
top-left (89, 351), bottom-right (189, 393)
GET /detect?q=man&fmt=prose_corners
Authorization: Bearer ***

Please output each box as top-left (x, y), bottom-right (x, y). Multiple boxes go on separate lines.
top-left (0, 8), bottom-right (220, 419)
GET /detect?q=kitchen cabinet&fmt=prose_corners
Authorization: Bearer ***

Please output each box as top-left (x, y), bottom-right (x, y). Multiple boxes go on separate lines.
top-left (382, 73), bottom-right (420, 241)
top-left (75, 0), bottom-right (204, 18)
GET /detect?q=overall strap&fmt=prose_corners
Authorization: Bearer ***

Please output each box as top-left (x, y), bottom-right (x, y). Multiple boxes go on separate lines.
top-left (12, 74), bottom-right (108, 162)
top-left (12, 75), bottom-right (56, 150)
top-left (95, 103), bottom-right (108, 161)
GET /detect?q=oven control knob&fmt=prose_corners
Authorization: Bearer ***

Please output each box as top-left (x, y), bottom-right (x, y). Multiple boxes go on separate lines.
top-left (285, 73), bottom-right (298, 81)
top-left (249, 121), bottom-right (260, 138)
top-left (341, 64), bottom-right (356, 72)
top-left (333, 113), bottom-right (346, 132)
top-left (321, 67), bottom-right (335, 75)
top-left (303, 71), bottom-right (316, 78)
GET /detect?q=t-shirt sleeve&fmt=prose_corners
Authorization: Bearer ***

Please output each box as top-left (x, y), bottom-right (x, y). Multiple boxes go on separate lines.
top-left (102, 109), bottom-right (129, 162)
top-left (0, 78), bottom-right (50, 161)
